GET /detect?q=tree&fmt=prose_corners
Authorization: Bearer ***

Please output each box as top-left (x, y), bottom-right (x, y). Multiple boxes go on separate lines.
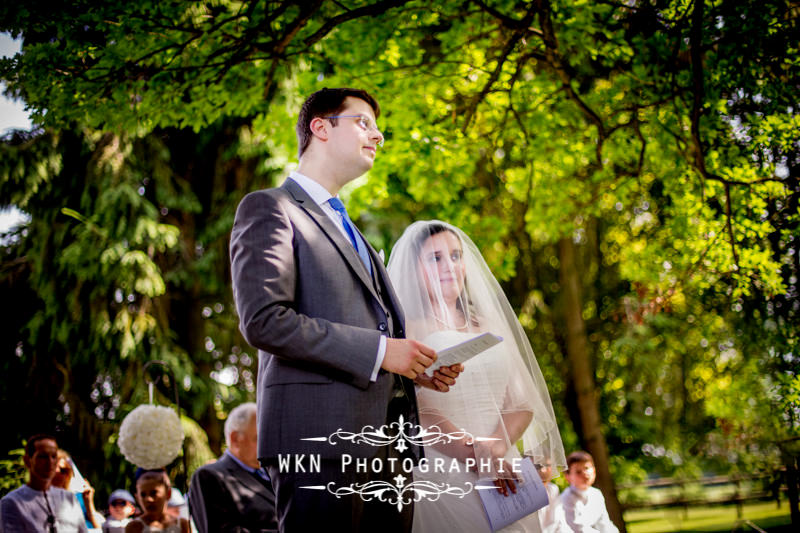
top-left (0, 120), bottom-right (276, 491)
top-left (2, 1), bottom-right (798, 527)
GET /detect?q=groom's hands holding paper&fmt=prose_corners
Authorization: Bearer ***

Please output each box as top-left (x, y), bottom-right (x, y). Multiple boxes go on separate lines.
top-left (383, 338), bottom-right (463, 392)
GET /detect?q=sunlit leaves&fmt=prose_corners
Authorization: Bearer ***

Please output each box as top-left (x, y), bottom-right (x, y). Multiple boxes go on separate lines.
top-left (2, 0), bottom-right (798, 488)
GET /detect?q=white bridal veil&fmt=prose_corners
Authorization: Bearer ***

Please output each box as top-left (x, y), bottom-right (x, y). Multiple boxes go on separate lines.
top-left (388, 220), bottom-right (566, 476)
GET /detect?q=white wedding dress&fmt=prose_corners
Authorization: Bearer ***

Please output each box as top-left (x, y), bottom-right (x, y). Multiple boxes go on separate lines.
top-left (412, 330), bottom-right (543, 533)
top-left (387, 220), bottom-right (565, 532)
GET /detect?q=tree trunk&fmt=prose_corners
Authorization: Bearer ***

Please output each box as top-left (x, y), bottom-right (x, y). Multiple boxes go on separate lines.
top-left (558, 236), bottom-right (627, 532)
top-left (783, 447), bottom-right (800, 527)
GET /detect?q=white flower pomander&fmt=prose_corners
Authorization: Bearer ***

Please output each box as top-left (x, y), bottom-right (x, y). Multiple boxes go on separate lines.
top-left (118, 404), bottom-right (184, 469)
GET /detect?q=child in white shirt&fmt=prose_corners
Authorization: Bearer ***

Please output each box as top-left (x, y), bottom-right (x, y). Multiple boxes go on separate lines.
top-left (535, 460), bottom-right (569, 533)
top-left (560, 451), bottom-right (619, 533)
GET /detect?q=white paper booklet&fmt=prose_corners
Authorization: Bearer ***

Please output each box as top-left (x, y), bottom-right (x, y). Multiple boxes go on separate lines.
top-left (476, 457), bottom-right (550, 531)
top-left (428, 332), bottom-right (503, 373)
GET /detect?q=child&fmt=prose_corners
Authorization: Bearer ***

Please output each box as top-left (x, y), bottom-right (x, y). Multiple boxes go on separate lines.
top-left (165, 488), bottom-right (188, 520)
top-left (103, 489), bottom-right (137, 533)
top-left (560, 451), bottom-right (619, 533)
top-left (125, 470), bottom-right (190, 533)
top-left (535, 461), bottom-right (569, 533)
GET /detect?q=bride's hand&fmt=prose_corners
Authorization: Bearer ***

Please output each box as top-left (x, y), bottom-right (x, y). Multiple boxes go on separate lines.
top-left (493, 461), bottom-right (521, 497)
top-left (414, 363), bottom-right (464, 392)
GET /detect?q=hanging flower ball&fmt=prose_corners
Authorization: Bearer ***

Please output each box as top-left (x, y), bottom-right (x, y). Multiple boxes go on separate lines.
top-left (118, 404), bottom-right (184, 469)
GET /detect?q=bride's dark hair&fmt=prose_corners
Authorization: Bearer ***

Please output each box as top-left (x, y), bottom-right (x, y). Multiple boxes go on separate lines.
top-left (411, 221), bottom-right (453, 257)
top-left (412, 222), bottom-right (480, 327)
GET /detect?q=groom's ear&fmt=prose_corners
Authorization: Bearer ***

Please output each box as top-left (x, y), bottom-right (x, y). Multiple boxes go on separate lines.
top-left (309, 117), bottom-right (329, 142)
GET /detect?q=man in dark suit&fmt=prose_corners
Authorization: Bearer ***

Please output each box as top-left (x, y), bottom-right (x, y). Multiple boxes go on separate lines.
top-left (188, 403), bottom-right (277, 533)
top-left (229, 88), bottom-right (461, 532)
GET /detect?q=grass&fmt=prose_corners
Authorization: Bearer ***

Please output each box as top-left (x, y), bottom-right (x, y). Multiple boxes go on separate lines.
top-left (625, 500), bottom-right (793, 532)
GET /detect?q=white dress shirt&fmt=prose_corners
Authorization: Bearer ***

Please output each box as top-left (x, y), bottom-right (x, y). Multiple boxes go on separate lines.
top-left (539, 482), bottom-right (569, 533)
top-left (560, 485), bottom-right (619, 533)
top-left (0, 484), bottom-right (88, 533)
top-left (288, 171), bottom-right (386, 381)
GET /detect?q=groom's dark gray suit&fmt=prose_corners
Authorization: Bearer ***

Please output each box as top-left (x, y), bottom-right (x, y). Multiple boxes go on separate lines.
top-left (230, 177), bottom-right (418, 530)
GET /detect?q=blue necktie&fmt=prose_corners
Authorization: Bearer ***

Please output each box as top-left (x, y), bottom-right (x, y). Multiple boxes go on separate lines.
top-left (328, 197), bottom-right (372, 274)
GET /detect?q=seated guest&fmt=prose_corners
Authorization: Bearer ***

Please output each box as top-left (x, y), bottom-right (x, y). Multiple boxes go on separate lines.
top-left (0, 434), bottom-right (88, 532)
top-left (126, 470), bottom-right (190, 533)
top-left (51, 449), bottom-right (104, 529)
top-left (166, 488), bottom-right (188, 521)
top-left (188, 402), bottom-right (277, 533)
top-left (102, 489), bottom-right (137, 533)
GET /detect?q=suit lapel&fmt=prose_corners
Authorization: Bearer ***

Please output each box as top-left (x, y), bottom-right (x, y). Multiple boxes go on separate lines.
top-left (221, 455), bottom-right (274, 503)
top-left (369, 246), bottom-right (406, 331)
top-left (282, 178), bottom-right (383, 306)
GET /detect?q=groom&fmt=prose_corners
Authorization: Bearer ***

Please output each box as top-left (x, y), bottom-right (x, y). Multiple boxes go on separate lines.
top-left (230, 88), bottom-right (460, 532)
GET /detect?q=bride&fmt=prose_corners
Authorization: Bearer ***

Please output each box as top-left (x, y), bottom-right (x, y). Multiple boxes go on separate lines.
top-left (388, 221), bottom-right (565, 533)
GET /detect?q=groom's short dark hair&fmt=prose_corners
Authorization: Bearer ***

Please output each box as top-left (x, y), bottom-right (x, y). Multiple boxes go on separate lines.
top-left (296, 88), bottom-right (380, 158)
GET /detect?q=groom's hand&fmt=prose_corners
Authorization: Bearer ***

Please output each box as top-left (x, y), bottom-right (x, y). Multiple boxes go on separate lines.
top-left (383, 338), bottom-right (436, 379)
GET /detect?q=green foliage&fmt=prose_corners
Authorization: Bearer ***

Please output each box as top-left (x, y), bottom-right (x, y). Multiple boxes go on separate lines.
top-left (0, 123), bottom-right (277, 495)
top-left (0, 448), bottom-right (26, 497)
top-left (2, 0), bottom-right (798, 507)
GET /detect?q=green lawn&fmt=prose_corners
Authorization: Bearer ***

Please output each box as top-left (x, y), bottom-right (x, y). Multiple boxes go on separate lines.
top-left (625, 500), bottom-right (793, 532)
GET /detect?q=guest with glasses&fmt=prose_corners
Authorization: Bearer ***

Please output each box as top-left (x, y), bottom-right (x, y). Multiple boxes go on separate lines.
top-left (102, 490), bottom-right (137, 533)
top-left (0, 434), bottom-right (88, 532)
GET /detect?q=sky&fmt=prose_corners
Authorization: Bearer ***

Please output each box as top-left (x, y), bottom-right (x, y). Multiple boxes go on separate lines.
top-left (0, 33), bottom-right (31, 134)
top-left (1, 32), bottom-right (32, 234)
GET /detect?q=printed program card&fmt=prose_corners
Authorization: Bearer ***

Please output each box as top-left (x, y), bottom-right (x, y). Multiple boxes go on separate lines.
top-left (428, 332), bottom-right (503, 373)
top-left (476, 458), bottom-right (549, 531)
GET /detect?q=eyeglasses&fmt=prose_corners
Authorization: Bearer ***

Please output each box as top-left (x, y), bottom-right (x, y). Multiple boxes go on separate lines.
top-left (110, 500), bottom-right (129, 507)
top-left (323, 115), bottom-right (384, 147)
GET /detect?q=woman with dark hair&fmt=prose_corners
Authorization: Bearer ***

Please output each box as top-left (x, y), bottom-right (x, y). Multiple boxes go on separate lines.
top-left (388, 221), bottom-right (566, 532)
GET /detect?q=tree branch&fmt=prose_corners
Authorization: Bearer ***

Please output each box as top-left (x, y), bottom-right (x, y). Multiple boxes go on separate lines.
top-left (723, 182), bottom-right (740, 268)
top-left (460, 4), bottom-right (539, 133)
top-left (302, 0), bottom-right (409, 48)
top-left (461, 30), bottom-right (524, 134)
top-left (687, 0), bottom-right (741, 270)
top-left (537, 0), bottom-right (607, 161)
top-left (471, 0), bottom-right (543, 35)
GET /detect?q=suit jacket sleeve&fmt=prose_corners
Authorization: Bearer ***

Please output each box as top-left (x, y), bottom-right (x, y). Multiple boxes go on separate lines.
top-left (230, 190), bottom-right (383, 389)
top-left (187, 470), bottom-right (207, 533)
top-left (188, 467), bottom-right (238, 533)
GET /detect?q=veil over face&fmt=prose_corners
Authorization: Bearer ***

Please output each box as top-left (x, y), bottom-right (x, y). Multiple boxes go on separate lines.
top-left (387, 220), bottom-right (566, 474)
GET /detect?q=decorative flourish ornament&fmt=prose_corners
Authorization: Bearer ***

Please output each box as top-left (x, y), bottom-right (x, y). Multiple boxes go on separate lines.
top-left (301, 415), bottom-right (497, 453)
top-left (326, 479), bottom-right (475, 512)
top-left (298, 416), bottom-right (503, 508)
